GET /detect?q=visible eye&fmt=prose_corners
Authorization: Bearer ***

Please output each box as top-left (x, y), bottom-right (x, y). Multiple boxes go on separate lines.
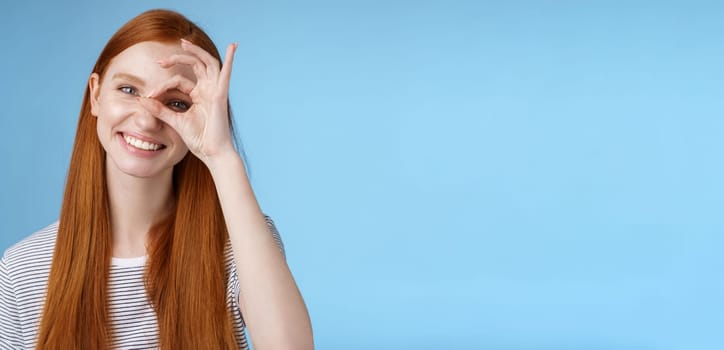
top-left (119, 85), bottom-right (138, 96)
top-left (167, 100), bottom-right (191, 112)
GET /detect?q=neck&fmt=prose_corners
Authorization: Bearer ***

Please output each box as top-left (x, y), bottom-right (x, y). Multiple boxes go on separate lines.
top-left (106, 162), bottom-right (175, 258)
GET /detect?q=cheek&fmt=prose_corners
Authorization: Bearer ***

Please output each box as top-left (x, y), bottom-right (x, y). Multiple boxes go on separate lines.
top-left (97, 98), bottom-right (133, 127)
top-left (167, 129), bottom-right (189, 154)
top-left (95, 115), bottom-right (113, 153)
top-left (166, 126), bottom-right (182, 143)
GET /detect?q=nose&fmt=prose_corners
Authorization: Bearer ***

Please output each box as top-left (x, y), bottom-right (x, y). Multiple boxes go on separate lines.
top-left (133, 101), bottom-right (163, 131)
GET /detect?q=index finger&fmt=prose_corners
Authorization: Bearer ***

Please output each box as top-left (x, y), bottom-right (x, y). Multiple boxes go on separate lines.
top-left (137, 96), bottom-right (182, 131)
top-left (146, 74), bottom-right (196, 98)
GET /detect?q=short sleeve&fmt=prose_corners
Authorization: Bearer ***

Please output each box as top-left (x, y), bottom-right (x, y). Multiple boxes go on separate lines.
top-left (264, 215), bottom-right (286, 259)
top-left (0, 256), bottom-right (24, 349)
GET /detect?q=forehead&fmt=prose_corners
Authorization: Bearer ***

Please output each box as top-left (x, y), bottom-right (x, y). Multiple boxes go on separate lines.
top-left (103, 41), bottom-right (196, 84)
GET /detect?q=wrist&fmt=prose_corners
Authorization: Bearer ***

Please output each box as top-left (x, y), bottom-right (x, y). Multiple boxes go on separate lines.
top-left (203, 147), bottom-right (244, 174)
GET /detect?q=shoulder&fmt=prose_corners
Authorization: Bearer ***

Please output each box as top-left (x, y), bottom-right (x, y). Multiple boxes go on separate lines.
top-left (2, 221), bottom-right (58, 269)
top-left (1, 222), bottom-right (57, 344)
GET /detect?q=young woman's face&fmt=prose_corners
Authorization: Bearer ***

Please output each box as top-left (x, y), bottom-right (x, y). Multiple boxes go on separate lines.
top-left (89, 41), bottom-right (195, 179)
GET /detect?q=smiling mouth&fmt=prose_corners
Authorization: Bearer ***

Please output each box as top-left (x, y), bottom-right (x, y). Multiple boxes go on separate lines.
top-left (122, 133), bottom-right (166, 151)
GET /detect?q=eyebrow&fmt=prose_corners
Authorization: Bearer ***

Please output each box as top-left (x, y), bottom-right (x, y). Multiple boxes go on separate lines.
top-left (111, 73), bottom-right (145, 87)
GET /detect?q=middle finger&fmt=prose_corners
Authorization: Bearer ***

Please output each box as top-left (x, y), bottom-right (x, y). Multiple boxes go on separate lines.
top-left (159, 53), bottom-right (210, 81)
top-left (180, 39), bottom-right (221, 76)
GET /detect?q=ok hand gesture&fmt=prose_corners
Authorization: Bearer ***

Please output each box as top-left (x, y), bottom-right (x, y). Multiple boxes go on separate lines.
top-left (139, 39), bottom-right (238, 166)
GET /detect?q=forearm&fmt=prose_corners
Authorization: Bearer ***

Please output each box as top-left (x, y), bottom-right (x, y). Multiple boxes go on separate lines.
top-left (207, 153), bottom-right (313, 350)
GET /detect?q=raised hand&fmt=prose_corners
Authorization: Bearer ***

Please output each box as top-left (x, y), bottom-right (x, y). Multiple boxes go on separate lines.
top-left (139, 39), bottom-right (238, 165)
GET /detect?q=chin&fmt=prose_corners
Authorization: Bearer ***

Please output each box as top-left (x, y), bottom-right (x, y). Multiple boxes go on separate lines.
top-left (121, 167), bottom-right (170, 179)
top-left (109, 158), bottom-right (174, 180)
top-left (123, 169), bottom-right (168, 179)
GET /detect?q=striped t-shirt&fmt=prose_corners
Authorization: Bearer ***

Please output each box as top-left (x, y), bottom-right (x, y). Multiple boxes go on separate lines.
top-left (0, 217), bottom-right (285, 349)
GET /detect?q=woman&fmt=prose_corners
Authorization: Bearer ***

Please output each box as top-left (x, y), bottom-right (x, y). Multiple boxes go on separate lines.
top-left (0, 9), bottom-right (313, 349)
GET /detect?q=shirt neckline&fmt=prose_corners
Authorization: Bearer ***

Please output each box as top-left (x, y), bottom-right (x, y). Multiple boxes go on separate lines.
top-left (111, 255), bottom-right (148, 268)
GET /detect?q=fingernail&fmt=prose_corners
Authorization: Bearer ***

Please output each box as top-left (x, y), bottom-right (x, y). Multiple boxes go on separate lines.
top-left (181, 38), bottom-right (191, 46)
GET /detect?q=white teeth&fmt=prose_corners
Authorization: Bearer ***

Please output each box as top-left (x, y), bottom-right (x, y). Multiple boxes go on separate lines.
top-left (123, 134), bottom-right (162, 151)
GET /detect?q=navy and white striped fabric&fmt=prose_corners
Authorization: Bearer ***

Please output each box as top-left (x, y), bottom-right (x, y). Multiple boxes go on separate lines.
top-left (0, 217), bottom-right (284, 349)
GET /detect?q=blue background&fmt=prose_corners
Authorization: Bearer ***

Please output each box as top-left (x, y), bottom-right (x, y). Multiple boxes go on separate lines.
top-left (1, 1), bottom-right (723, 349)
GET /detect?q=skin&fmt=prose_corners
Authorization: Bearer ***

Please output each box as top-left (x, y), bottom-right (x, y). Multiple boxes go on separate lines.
top-left (88, 40), bottom-right (314, 349)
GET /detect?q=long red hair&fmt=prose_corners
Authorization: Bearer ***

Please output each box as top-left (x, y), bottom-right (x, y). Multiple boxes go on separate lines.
top-left (37, 9), bottom-right (239, 349)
